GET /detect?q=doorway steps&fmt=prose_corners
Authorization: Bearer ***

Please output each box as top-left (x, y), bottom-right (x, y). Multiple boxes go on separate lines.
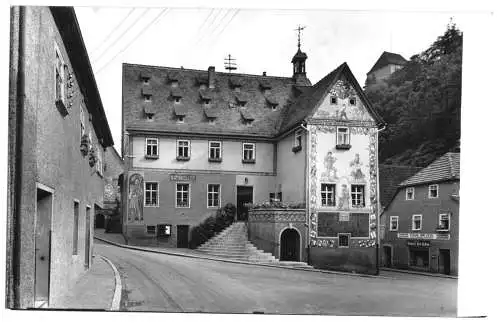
top-left (197, 222), bottom-right (279, 264)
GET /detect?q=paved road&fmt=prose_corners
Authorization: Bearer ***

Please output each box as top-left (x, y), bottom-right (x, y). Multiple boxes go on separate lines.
top-left (95, 242), bottom-right (457, 316)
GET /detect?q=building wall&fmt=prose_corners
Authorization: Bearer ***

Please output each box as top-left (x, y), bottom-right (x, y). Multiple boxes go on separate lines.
top-left (381, 181), bottom-right (459, 275)
top-left (10, 7), bottom-right (107, 308)
top-left (307, 74), bottom-right (379, 274)
top-left (103, 147), bottom-right (124, 206)
top-left (276, 131), bottom-right (306, 203)
top-left (368, 64), bottom-right (404, 83)
top-left (131, 135), bottom-right (274, 174)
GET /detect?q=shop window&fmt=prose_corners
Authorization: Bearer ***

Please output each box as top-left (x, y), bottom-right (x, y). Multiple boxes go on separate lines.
top-left (390, 216), bottom-right (399, 231)
top-left (176, 183), bottom-right (190, 208)
top-left (412, 214), bottom-right (422, 231)
top-left (145, 182), bottom-right (159, 207)
top-left (428, 184), bottom-right (439, 198)
top-left (207, 184), bottom-right (221, 208)
top-left (409, 248), bottom-right (429, 268)
top-left (351, 184), bottom-right (365, 208)
top-left (338, 233), bottom-right (350, 248)
top-left (321, 183), bottom-right (336, 206)
top-left (406, 187), bottom-right (415, 200)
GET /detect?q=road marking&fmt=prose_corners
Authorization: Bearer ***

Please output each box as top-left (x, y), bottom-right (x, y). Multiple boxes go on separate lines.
top-left (99, 254), bottom-right (122, 311)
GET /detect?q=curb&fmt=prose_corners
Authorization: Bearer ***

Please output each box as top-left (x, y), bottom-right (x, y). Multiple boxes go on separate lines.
top-left (95, 236), bottom-right (389, 279)
top-left (380, 267), bottom-right (458, 279)
top-left (98, 254), bottom-right (122, 311)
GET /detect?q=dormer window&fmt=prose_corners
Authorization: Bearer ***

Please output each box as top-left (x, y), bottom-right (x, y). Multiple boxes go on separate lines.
top-left (235, 93), bottom-right (248, 108)
top-left (200, 90), bottom-right (213, 106)
top-left (266, 96), bottom-right (279, 111)
top-left (174, 97), bottom-right (181, 104)
top-left (349, 97), bottom-right (356, 106)
top-left (142, 85), bottom-right (153, 102)
top-left (171, 81), bottom-right (179, 88)
top-left (177, 116), bottom-right (185, 123)
top-left (140, 71), bottom-right (152, 84)
top-left (174, 105), bottom-right (187, 123)
top-left (171, 88), bottom-right (183, 103)
top-left (168, 72), bottom-right (180, 87)
top-left (241, 110), bottom-right (254, 125)
top-left (330, 96), bottom-right (337, 105)
top-left (234, 86), bottom-right (241, 92)
top-left (144, 94), bottom-right (152, 102)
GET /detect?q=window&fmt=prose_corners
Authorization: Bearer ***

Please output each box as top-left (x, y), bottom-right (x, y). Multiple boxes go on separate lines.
top-left (338, 233), bottom-right (350, 248)
top-left (242, 143), bottom-right (255, 163)
top-left (336, 127), bottom-right (351, 149)
top-left (207, 184), bottom-right (221, 208)
top-left (73, 201), bottom-right (79, 255)
top-left (145, 182), bottom-right (159, 207)
top-left (176, 183), bottom-right (190, 208)
top-left (146, 138), bottom-right (159, 158)
top-left (144, 94), bottom-right (152, 102)
top-left (412, 214), bottom-right (422, 231)
top-left (269, 192), bottom-right (282, 202)
top-left (55, 46), bottom-right (65, 103)
top-left (157, 224), bottom-right (172, 237)
top-left (293, 130), bottom-right (303, 152)
top-left (390, 216), bottom-right (399, 231)
top-left (429, 184), bottom-right (439, 198)
top-left (349, 97), bottom-right (356, 106)
top-left (270, 103), bottom-right (278, 111)
top-left (80, 105), bottom-right (85, 138)
top-left (409, 248), bottom-right (429, 268)
top-left (321, 183), bottom-right (336, 206)
top-left (209, 141), bottom-right (222, 161)
top-left (177, 140), bottom-right (190, 160)
top-left (406, 187), bottom-right (415, 200)
top-left (177, 115), bottom-right (185, 123)
top-left (351, 185), bottom-right (365, 207)
top-left (174, 97), bottom-right (181, 104)
top-left (438, 213), bottom-right (450, 231)
top-left (330, 96), bottom-right (337, 105)
top-left (146, 225), bottom-right (156, 235)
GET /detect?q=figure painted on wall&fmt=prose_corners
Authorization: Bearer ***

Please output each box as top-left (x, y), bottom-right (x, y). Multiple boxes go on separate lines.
top-left (321, 151), bottom-right (338, 181)
top-left (338, 104), bottom-right (348, 120)
top-left (337, 184), bottom-right (350, 210)
top-left (128, 173), bottom-right (144, 223)
top-left (349, 153), bottom-right (366, 182)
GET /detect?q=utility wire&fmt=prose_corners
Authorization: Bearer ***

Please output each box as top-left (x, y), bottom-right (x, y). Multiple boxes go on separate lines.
top-left (196, 8), bottom-right (215, 35)
top-left (212, 9), bottom-right (240, 43)
top-left (204, 8), bottom-right (232, 41)
top-left (93, 8), bottom-right (150, 64)
top-left (95, 8), bottom-right (170, 75)
top-left (195, 8), bottom-right (224, 46)
top-left (89, 8), bottom-right (136, 55)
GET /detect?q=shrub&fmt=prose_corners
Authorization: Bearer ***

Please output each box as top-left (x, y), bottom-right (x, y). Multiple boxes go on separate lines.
top-left (189, 203), bottom-right (236, 248)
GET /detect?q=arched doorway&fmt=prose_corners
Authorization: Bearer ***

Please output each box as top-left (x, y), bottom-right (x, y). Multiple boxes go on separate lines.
top-left (280, 228), bottom-right (300, 261)
top-left (95, 213), bottom-right (105, 229)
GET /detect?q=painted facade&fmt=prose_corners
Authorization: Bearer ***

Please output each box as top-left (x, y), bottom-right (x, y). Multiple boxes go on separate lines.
top-left (7, 7), bottom-right (114, 308)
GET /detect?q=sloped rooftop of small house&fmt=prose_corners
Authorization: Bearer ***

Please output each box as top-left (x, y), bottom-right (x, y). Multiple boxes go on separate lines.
top-left (379, 164), bottom-right (422, 208)
top-left (367, 51), bottom-right (408, 75)
top-left (399, 152), bottom-right (460, 187)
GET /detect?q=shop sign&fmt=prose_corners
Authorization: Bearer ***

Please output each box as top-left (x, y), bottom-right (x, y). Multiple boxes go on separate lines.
top-left (170, 174), bottom-right (196, 182)
top-left (397, 233), bottom-right (450, 240)
top-left (339, 212), bottom-right (349, 222)
top-left (407, 240), bottom-right (431, 247)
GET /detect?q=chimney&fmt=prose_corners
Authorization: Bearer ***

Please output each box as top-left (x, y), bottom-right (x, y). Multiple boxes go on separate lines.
top-left (208, 66), bottom-right (216, 89)
top-left (262, 71), bottom-right (267, 76)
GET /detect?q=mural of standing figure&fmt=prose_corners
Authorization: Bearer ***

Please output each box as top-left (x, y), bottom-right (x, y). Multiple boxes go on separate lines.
top-left (321, 151), bottom-right (338, 181)
top-left (128, 173), bottom-right (144, 223)
top-left (350, 153), bottom-right (365, 181)
top-left (337, 184), bottom-right (350, 210)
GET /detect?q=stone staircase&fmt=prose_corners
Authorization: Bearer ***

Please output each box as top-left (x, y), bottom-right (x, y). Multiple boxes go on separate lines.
top-left (197, 222), bottom-right (313, 269)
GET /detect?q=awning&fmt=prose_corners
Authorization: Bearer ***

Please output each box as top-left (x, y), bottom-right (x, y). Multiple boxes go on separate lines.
top-left (174, 105), bottom-right (188, 116)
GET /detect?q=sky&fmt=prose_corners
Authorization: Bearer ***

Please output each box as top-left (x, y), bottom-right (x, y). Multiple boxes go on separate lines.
top-left (75, 6), bottom-right (472, 154)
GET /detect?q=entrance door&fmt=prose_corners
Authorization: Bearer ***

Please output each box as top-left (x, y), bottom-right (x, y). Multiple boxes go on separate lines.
top-left (384, 246), bottom-right (392, 267)
top-left (439, 249), bottom-right (451, 275)
top-left (280, 228), bottom-right (300, 261)
top-left (85, 207), bottom-right (91, 269)
top-left (236, 186), bottom-right (253, 221)
top-left (95, 214), bottom-right (105, 228)
top-left (177, 225), bottom-right (189, 248)
top-left (35, 188), bottom-right (53, 304)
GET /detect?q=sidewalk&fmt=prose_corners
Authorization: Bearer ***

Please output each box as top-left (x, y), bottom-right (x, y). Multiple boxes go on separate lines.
top-left (380, 267), bottom-right (458, 279)
top-left (55, 255), bottom-right (121, 310)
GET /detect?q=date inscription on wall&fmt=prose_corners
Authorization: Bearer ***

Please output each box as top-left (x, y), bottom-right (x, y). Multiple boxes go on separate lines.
top-left (318, 212), bottom-right (369, 237)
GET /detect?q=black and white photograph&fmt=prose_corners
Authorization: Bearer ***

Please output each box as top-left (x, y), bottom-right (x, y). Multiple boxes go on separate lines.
top-left (2, 0), bottom-right (497, 322)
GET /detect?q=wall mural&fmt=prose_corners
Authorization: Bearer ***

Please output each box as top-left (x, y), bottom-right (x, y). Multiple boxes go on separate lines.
top-left (128, 173), bottom-right (144, 224)
top-left (308, 125), bottom-right (378, 247)
top-left (314, 78), bottom-right (373, 122)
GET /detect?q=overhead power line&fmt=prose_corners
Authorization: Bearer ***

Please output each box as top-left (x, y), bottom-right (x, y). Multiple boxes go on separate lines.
top-left (205, 9), bottom-right (232, 40)
top-left (212, 9), bottom-right (240, 43)
top-left (89, 8), bottom-right (136, 55)
top-left (95, 8), bottom-right (170, 75)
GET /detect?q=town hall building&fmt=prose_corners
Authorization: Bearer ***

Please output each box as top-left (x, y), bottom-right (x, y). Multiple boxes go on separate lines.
top-left (121, 40), bottom-right (386, 273)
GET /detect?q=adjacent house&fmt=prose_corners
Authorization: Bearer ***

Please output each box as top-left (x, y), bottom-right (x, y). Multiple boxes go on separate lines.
top-left (365, 51), bottom-right (407, 87)
top-left (121, 43), bottom-right (385, 273)
top-left (7, 6), bottom-right (114, 308)
top-left (380, 153), bottom-right (460, 275)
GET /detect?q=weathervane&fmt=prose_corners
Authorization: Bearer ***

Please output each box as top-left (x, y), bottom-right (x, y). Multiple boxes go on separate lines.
top-left (224, 54), bottom-right (237, 72)
top-left (295, 25), bottom-right (306, 49)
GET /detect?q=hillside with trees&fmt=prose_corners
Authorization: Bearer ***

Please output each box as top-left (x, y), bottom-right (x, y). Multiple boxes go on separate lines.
top-left (365, 22), bottom-right (462, 167)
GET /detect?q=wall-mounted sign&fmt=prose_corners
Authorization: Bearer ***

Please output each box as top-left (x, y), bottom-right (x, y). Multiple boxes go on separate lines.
top-left (170, 174), bottom-right (196, 182)
top-left (407, 240), bottom-right (431, 248)
top-left (397, 233), bottom-right (450, 240)
top-left (339, 212), bottom-right (350, 222)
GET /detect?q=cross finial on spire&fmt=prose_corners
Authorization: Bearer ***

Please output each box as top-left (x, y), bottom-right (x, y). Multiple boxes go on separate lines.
top-left (295, 25), bottom-right (306, 49)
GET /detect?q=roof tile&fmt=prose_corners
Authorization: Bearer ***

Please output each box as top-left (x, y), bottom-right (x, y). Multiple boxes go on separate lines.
top-left (399, 152), bottom-right (460, 187)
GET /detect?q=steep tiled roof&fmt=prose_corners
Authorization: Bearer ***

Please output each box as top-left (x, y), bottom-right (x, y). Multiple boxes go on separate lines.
top-left (400, 152), bottom-right (460, 187)
top-left (379, 164), bottom-right (421, 208)
top-left (367, 51), bottom-right (408, 75)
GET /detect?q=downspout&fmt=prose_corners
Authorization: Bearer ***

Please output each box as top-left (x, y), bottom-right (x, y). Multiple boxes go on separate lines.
top-left (300, 123), bottom-right (310, 264)
top-left (374, 123), bottom-right (386, 275)
top-left (12, 5), bottom-right (26, 308)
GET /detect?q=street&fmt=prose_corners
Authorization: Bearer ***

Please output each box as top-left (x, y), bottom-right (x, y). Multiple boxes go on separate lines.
top-left (95, 242), bottom-right (457, 316)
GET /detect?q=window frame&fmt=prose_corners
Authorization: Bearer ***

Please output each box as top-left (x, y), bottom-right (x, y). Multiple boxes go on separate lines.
top-left (175, 183), bottom-right (190, 208)
top-left (428, 184), bottom-right (439, 198)
top-left (320, 183), bottom-right (336, 207)
top-left (438, 213), bottom-right (450, 231)
top-left (330, 95), bottom-right (337, 105)
top-left (242, 142), bottom-right (256, 163)
top-left (337, 127), bottom-right (350, 146)
top-left (207, 184), bottom-right (221, 209)
top-left (144, 182), bottom-right (159, 207)
top-left (338, 233), bottom-right (351, 248)
top-left (145, 137), bottom-right (159, 158)
top-left (406, 187), bottom-right (415, 200)
top-left (412, 214), bottom-right (423, 231)
top-left (176, 139), bottom-right (191, 160)
top-left (144, 94), bottom-right (152, 102)
top-left (349, 97), bottom-right (357, 106)
top-left (208, 141), bottom-right (222, 161)
top-left (350, 184), bottom-right (366, 208)
top-left (389, 216), bottom-right (399, 231)
top-left (294, 130), bottom-right (303, 150)
top-left (146, 225), bottom-right (157, 235)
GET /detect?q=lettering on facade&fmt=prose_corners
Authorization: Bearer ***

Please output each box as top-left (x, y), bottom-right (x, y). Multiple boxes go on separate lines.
top-left (407, 240), bottom-right (431, 248)
top-left (397, 233), bottom-right (450, 240)
top-left (170, 174), bottom-right (196, 182)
